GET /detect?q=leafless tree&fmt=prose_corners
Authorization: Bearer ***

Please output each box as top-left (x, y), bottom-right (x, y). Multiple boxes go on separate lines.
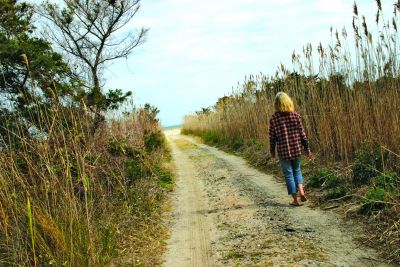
top-left (41, 0), bottom-right (148, 93)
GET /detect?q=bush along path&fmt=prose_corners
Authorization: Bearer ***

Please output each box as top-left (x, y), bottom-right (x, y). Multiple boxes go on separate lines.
top-left (162, 129), bottom-right (392, 267)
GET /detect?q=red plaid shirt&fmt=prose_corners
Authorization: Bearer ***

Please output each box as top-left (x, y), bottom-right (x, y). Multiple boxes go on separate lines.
top-left (269, 112), bottom-right (310, 160)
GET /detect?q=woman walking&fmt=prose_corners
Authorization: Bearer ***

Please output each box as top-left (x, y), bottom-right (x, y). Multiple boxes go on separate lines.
top-left (269, 92), bottom-right (311, 206)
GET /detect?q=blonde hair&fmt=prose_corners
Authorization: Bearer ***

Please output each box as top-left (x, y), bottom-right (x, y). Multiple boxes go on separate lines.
top-left (274, 92), bottom-right (294, 112)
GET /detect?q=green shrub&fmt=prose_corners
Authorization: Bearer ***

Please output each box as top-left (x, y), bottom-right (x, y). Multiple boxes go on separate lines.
top-left (325, 186), bottom-right (349, 199)
top-left (324, 173), bottom-right (343, 189)
top-left (361, 187), bottom-right (386, 213)
top-left (125, 159), bottom-right (146, 184)
top-left (231, 138), bottom-right (244, 150)
top-left (372, 172), bottom-right (400, 192)
top-left (154, 165), bottom-right (173, 190)
top-left (202, 131), bottom-right (219, 144)
top-left (352, 143), bottom-right (387, 186)
top-left (125, 147), bottom-right (143, 159)
top-left (144, 131), bottom-right (164, 152)
top-left (308, 169), bottom-right (334, 188)
top-left (309, 169), bottom-right (349, 199)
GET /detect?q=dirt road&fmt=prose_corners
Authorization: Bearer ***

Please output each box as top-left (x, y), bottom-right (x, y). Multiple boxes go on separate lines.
top-left (162, 129), bottom-right (389, 267)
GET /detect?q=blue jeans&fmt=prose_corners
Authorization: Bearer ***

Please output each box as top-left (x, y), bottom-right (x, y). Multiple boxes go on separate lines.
top-left (279, 158), bottom-right (304, 195)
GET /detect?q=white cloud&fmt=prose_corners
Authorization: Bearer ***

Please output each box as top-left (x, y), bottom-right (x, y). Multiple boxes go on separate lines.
top-left (317, 0), bottom-right (347, 13)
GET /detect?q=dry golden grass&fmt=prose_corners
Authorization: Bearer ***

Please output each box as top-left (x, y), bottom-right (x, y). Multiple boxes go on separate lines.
top-left (0, 100), bottom-right (171, 265)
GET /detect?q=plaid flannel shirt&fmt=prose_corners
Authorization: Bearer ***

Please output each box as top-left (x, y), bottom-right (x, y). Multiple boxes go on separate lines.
top-left (269, 111), bottom-right (310, 160)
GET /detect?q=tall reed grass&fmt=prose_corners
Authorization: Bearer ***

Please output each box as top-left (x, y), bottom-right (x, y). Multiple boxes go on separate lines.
top-left (0, 76), bottom-right (169, 265)
top-left (182, 1), bottom-right (400, 262)
top-left (183, 1), bottom-right (400, 164)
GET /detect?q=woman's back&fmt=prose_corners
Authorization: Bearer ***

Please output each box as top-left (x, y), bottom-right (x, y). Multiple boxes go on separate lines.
top-left (269, 111), bottom-right (309, 160)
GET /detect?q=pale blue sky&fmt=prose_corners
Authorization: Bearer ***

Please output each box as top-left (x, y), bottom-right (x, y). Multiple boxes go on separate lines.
top-left (32, 0), bottom-right (390, 126)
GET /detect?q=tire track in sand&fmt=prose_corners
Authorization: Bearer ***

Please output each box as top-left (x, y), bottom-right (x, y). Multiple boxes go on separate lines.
top-left (163, 130), bottom-right (214, 267)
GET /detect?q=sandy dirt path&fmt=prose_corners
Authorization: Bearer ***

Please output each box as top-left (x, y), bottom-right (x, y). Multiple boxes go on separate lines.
top-left (163, 129), bottom-right (390, 267)
top-left (163, 130), bottom-right (214, 267)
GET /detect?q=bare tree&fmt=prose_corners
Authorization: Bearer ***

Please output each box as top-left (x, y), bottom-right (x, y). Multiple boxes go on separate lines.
top-left (41, 0), bottom-right (148, 112)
